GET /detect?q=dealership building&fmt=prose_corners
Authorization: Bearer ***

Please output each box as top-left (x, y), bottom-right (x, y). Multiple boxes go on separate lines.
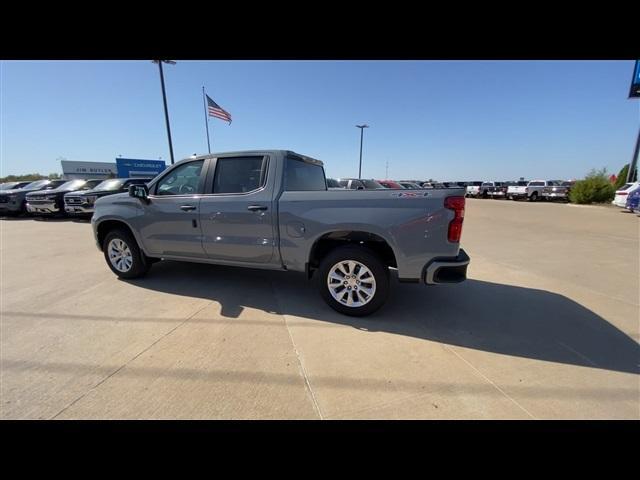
top-left (60, 161), bottom-right (118, 180)
top-left (60, 158), bottom-right (166, 180)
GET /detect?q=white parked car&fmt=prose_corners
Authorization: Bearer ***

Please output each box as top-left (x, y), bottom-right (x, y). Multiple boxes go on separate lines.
top-left (612, 182), bottom-right (639, 208)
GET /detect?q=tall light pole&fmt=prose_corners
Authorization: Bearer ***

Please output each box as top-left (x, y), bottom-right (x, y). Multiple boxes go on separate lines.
top-left (152, 60), bottom-right (176, 165)
top-left (356, 124), bottom-right (369, 179)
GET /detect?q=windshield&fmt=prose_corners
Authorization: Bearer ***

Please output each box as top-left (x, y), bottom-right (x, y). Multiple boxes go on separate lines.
top-left (22, 180), bottom-right (51, 190)
top-left (93, 179), bottom-right (124, 191)
top-left (482, 182), bottom-right (493, 186)
top-left (81, 180), bottom-right (104, 190)
top-left (0, 183), bottom-right (19, 190)
top-left (57, 180), bottom-right (87, 191)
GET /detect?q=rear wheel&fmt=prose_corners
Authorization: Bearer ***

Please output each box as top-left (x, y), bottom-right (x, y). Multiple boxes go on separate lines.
top-left (529, 192), bottom-right (538, 202)
top-left (317, 245), bottom-right (390, 317)
top-left (103, 228), bottom-right (151, 279)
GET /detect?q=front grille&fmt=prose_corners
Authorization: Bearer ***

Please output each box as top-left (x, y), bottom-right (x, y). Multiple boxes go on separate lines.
top-left (0, 196), bottom-right (8, 203)
top-left (28, 195), bottom-right (46, 201)
top-left (65, 197), bottom-right (82, 205)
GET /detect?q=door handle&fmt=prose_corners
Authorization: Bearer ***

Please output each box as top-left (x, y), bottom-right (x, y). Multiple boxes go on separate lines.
top-left (180, 205), bottom-right (197, 211)
top-left (247, 205), bottom-right (268, 211)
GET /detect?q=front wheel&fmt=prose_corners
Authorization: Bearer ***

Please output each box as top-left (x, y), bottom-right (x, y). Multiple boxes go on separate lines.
top-left (317, 245), bottom-right (390, 317)
top-left (103, 228), bottom-right (151, 279)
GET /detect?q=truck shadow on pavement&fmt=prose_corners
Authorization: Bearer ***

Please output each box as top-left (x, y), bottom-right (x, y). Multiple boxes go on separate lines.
top-left (124, 261), bottom-right (640, 376)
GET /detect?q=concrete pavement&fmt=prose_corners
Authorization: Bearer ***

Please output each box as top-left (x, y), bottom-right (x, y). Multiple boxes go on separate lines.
top-left (1, 199), bottom-right (638, 419)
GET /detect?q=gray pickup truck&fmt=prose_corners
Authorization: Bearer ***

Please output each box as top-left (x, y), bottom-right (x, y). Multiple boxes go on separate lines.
top-left (91, 150), bottom-right (470, 316)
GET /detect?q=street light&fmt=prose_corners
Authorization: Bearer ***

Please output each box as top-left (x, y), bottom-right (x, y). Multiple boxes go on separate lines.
top-left (356, 124), bottom-right (369, 179)
top-left (152, 60), bottom-right (176, 165)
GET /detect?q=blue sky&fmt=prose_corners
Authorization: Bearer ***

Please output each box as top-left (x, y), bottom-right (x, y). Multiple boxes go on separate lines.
top-left (1, 60), bottom-right (638, 180)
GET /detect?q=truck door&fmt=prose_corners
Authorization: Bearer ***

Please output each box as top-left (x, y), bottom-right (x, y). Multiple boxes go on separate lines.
top-left (199, 155), bottom-right (276, 263)
top-left (137, 159), bottom-right (207, 258)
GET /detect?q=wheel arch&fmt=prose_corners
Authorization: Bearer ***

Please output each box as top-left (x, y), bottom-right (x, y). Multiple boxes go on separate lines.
top-left (96, 219), bottom-right (140, 252)
top-left (306, 230), bottom-right (397, 278)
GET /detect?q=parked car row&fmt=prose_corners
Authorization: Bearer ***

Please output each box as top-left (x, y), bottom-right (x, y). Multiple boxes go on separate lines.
top-left (0, 177), bottom-right (152, 218)
top-left (613, 181), bottom-right (640, 213)
top-left (465, 180), bottom-right (574, 202)
top-left (326, 178), bottom-right (468, 190)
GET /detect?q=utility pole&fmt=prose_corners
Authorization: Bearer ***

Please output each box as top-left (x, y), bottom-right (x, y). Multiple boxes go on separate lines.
top-left (626, 60), bottom-right (640, 182)
top-left (356, 124), bottom-right (369, 179)
top-left (385, 160), bottom-right (389, 179)
top-left (152, 60), bottom-right (176, 165)
top-left (626, 128), bottom-right (639, 183)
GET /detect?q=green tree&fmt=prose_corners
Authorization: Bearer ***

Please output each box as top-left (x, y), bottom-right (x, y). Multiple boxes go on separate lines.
top-left (0, 173), bottom-right (47, 183)
top-left (569, 168), bottom-right (615, 204)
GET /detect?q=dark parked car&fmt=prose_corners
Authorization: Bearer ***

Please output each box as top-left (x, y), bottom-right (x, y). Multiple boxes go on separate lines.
top-left (478, 181), bottom-right (504, 198)
top-left (63, 178), bottom-right (152, 217)
top-left (0, 181), bottom-right (32, 190)
top-left (542, 180), bottom-right (572, 202)
top-left (0, 179), bottom-right (67, 215)
top-left (25, 179), bottom-right (103, 216)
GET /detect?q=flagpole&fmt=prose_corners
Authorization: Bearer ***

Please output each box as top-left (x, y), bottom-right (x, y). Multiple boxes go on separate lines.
top-left (202, 86), bottom-right (211, 154)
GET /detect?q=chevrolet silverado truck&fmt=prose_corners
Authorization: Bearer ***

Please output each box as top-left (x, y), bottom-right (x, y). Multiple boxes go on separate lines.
top-left (91, 150), bottom-right (470, 316)
top-left (0, 179), bottom-right (67, 215)
top-left (465, 181), bottom-right (483, 197)
top-left (541, 180), bottom-right (571, 202)
top-left (26, 179), bottom-right (103, 216)
top-left (64, 177), bottom-right (152, 217)
top-left (507, 180), bottom-right (551, 201)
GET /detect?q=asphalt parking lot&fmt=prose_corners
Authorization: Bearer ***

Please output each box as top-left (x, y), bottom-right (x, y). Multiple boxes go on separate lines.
top-left (1, 199), bottom-right (638, 419)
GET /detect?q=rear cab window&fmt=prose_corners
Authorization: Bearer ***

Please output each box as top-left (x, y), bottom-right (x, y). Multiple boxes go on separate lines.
top-left (284, 156), bottom-right (326, 191)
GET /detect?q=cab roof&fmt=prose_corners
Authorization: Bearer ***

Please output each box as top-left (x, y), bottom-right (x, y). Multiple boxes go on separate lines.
top-left (187, 150), bottom-right (324, 167)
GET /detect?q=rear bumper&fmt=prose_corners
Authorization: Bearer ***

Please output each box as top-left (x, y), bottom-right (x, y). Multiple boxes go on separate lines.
top-left (423, 248), bottom-right (470, 285)
top-left (542, 192), bottom-right (568, 199)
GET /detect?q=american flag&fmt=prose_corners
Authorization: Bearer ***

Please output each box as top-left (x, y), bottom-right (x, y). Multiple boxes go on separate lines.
top-left (206, 94), bottom-right (232, 124)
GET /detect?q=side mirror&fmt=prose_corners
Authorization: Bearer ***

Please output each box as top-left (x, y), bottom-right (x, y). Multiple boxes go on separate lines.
top-left (129, 184), bottom-right (149, 202)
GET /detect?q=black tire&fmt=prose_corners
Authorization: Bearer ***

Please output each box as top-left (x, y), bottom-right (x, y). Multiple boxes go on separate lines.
top-left (529, 192), bottom-right (538, 202)
top-left (102, 228), bottom-right (151, 279)
top-left (316, 245), bottom-right (390, 317)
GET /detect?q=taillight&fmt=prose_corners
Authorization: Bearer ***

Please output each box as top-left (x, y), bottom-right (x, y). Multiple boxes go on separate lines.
top-left (444, 196), bottom-right (465, 243)
top-left (619, 192), bottom-right (628, 196)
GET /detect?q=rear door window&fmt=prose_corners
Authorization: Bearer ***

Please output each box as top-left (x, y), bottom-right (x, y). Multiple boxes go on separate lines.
top-left (213, 156), bottom-right (267, 194)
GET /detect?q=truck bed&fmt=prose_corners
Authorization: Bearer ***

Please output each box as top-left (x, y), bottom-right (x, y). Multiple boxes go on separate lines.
top-left (278, 187), bottom-right (464, 281)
